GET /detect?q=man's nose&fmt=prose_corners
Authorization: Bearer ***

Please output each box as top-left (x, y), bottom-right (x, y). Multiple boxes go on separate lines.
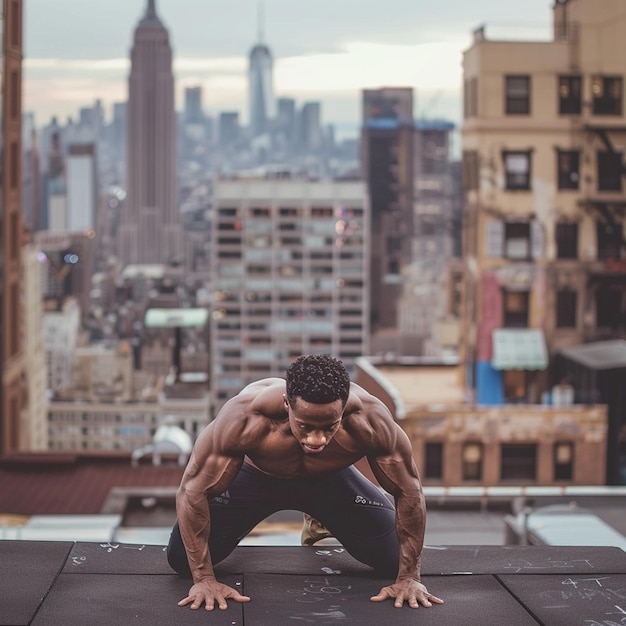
top-left (306, 431), bottom-right (327, 445)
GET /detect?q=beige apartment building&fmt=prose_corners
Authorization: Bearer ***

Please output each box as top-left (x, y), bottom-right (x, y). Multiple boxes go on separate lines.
top-left (356, 358), bottom-right (607, 487)
top-left (462, 0), bottom-right (626, 408)
top-left (211, 178), bottom-right (369, 413)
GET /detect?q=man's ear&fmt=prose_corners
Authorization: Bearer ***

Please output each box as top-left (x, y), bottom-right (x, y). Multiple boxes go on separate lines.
top-left (283, 394), bottom-right (289, 409)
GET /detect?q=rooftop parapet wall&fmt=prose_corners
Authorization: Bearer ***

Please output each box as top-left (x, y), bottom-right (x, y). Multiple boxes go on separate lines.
top-left (400, 403), bottom-right (607, 487)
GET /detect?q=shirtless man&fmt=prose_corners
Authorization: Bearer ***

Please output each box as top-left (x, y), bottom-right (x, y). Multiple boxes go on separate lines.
top-left (167, 354), bottom-right (443, 611)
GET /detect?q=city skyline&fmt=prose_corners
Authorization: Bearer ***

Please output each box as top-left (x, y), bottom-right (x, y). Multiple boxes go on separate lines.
top-left (24, 0), bottom-right (554, 134)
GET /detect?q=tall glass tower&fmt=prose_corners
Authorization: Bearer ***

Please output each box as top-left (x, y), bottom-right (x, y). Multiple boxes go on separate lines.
top-left (248, 3), bottom-right (275, 137)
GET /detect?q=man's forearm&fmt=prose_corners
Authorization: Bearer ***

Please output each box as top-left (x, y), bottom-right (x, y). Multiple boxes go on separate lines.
top-left (395, 494), bottom-right (426, 581)
top-left (176, 488), bottom-right (216, 583)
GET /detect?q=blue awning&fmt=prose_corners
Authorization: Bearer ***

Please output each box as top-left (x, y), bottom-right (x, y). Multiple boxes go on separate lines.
top-left (492, 329), bottom-right (548, 371)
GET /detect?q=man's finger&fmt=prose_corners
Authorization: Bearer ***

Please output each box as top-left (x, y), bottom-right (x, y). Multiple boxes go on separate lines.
top-left (393, 593), bottom-right (407, 608)
top-left (370, 588), bottom-right (393, 602)
top-left (420, 593), bottom-right (444, 606)
top-left (419, 593), bottom-right (444, 607)
top-left (197, 596), bottom-right (212, 611)
top-left (224, 590), bottom-right (251, 603)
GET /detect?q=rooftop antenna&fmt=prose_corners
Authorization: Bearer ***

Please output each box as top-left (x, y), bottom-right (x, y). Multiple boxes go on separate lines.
top-left (146, 0), bottom-right (156, 18)
top-left (257, 0), bottom-right (265, 43)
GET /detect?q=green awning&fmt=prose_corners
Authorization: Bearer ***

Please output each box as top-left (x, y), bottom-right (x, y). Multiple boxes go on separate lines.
top-left (492, 328), bottom-right (548, 371)
top-left (144, 308), bottom-right (208, 329)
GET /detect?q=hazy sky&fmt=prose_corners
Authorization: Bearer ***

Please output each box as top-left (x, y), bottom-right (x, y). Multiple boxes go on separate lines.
top-left (24, 0), bottom-right (554, 132)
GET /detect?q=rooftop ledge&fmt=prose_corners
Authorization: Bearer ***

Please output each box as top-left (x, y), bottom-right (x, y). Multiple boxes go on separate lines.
top-left (471, 21), bottom-right (560, 44)
top-left (2, 542), bottom-right (625, 625)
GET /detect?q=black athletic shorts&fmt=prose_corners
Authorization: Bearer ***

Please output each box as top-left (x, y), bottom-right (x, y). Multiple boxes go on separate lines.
top-left (167, 462), bottom-right (400, 577)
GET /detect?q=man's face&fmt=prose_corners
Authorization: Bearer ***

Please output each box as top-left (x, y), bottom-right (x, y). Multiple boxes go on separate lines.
top-left (284, 395), bottom-right (344, 455)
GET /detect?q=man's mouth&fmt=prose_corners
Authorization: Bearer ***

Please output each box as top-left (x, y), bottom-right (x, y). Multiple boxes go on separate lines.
top-left (302, 444), bottom-right (325, 454)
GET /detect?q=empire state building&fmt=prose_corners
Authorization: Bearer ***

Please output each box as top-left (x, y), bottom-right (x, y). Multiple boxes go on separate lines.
top-left (120, 0), bottom-right (181, 266)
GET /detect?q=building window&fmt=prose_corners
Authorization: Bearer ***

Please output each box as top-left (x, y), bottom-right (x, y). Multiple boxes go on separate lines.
top-left (250, 207), bottom-right (271, 218)
top-left (554, 442), bottom-right (574, 481)
top-left (557, 150), bottom-right (580, 190)
top-left (462, 150), bottom-right (479, 190)
top-left (10, 0), bottom-right (21, 49)
top-left (10, 283), bottom-right (19, 357)
top-left (592, 76), bottom-right (623, 116)
top-left (503, 151), bottom-right (531, 190)
top-left (219, 207), bottom-right (239, 217)
top-left (597, 151), bottom-right (623, 192)
top-left (556, 290), bottom-right (577, 328)
top-left (505, 222), bottom-right (531, 259)
top-left (486, 219), bottom-right (541, 259)
top-left (9, 212), bottom-right (19, 261)
top-left (503, 370), bottom-right (527, 403)
top-left (387, 259), bottom-right (400, 275)
top-left (503, 290), bottom-right (529, 328)
top-left (311, 206), bottom-right (333, 218)
top-left (279, 207), bottom-right (299, 217)
top-left (505, 75), bottom-right (531, 115)
top-left (9, 141), bottom-right (19, 189)
top-left (10, 70), bottom-right (20, 120)
top-left (556, 222), bottom-right (578, 259)
top-left (596, 286), bottom-right (624, 328)
top-left (464, 76), bottom-right (478, 118)
top-left (485, 220), bottom-right (504, 257)
top-left (462, 442), bottom-right (483, 481)
top-left (500, 444), bottom-right (537, 481)
top-left (597, 219), bottom-right (623, 260)
top-left (424, 442), bottom-right (443, 480)
top-left (558, 75), bottom-right (582, 115)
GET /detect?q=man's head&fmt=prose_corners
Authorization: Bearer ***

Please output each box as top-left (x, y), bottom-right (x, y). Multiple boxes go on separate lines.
top-left (284, 355), bottom-right (351, 455)
top-left (285, 354), bottom-right (351, 408)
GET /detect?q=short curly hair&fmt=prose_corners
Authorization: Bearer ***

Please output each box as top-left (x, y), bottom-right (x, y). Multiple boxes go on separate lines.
top-left (285, 354), bottom-right (351, 408)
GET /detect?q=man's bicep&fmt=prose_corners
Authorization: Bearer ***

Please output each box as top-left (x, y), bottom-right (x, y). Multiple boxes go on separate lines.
top-left (182, 450), bottom-right (243, 497)
top-left (181, 423), bottom-right (245, 495)
top-left (369, 455), bottom-right (420, 498)
top-left (368, 427), bottom-right (422, 497)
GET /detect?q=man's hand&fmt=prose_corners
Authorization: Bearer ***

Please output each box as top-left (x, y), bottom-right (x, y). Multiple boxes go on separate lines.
top-left (178, 579), bottom-right (251, 611)
top-left (370, 579), bottom-right (444, 609)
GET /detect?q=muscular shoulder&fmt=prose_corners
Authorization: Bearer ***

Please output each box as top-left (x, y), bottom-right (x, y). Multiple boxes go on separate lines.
top-left (206, 378), bottom-right (287, 453)
top-left (341, 383), bottom-right (401, 454)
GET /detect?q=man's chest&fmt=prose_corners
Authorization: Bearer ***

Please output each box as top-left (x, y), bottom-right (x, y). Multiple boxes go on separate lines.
top-left (246, 431), bottom-right (365, 478)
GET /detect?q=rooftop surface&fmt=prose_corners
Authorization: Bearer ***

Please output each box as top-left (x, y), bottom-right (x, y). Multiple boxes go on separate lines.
top-left (3, 541), bottom-right (626, 625)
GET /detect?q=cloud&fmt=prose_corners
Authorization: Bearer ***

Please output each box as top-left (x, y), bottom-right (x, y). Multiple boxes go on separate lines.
top-left (276, 41), bottom-right (465, 95)
top-left (25, 58), bottom-right (129, 71)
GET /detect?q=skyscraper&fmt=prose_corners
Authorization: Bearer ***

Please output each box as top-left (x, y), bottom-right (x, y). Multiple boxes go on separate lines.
top-left (184, 86), bottom-right (203, 124)
top-left (67, 143), bottom-right (97, 232)
top-left (1, 0), bottom-right (25, 452)
top-left (298, 102), bottom-right (322, 153)
top-left (361, 88), bottom-right (415, 336)
top-left (120, 0), bottom-right (181, 266)
top-left (248, 4), bottom-right (275, 137)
